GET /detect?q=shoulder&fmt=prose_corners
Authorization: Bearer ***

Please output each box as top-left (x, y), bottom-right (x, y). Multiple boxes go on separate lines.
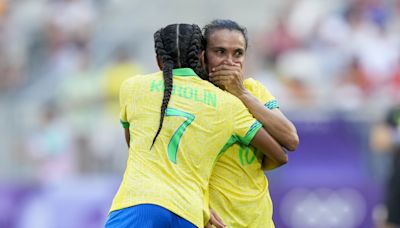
top-left (244, 77), bottom-right (267, 91)
top-left (243, 77), bottom-right (273, 95)
top-left (243, 77), bottom-right (258, 86)
top-left (122, 71), bottom-right (161, 86)
top-left (244, 77), bottom-right (278, 105)
top-left (244, 77), bottom-right (264, 92)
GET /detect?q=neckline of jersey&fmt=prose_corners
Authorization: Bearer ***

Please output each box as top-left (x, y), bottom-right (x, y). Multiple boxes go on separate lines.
top-left (172, 68), bottom-right (199, 77)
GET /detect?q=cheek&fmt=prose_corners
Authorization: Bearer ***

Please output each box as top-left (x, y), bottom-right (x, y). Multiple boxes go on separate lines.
top-left (207, 55), bottom-right (223, 69)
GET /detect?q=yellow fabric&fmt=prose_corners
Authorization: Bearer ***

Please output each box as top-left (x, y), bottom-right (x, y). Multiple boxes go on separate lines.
top-left (110, 69), bottom-right (262, 228)
top-left (209, 78), bottom-right (278, 228)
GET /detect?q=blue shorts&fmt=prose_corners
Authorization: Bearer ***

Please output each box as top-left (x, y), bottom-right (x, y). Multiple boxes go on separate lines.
top-left (105, 204), bottom-right (197, 228)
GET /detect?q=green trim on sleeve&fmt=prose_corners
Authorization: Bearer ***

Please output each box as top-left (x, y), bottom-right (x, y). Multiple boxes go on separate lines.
top-left (120, 120), bottom-right (130, 129)
top-left (212, 121), bottom-right (262, 165)
top-left (237, 121), bottom-right (262, 146)
top-left (264, 100), bottom-right (279, 109)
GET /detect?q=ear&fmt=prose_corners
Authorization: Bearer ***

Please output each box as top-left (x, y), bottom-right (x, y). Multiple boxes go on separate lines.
top-left (156, 55), bottom-right (162, 70)
top-left (199, 51), bottom-right (206, 69)
top-left (199, 50), bottom-right (209, 74)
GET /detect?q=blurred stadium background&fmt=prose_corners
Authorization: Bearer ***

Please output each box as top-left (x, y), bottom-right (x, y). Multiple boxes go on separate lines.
top-left (1, 0), bottom-right (400, 227)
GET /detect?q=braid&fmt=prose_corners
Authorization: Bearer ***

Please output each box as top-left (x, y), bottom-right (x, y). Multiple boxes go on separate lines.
top-left (151, 29), bottom-right (174, 148)
top-left (154, 29), bottom-right (173, 63)
top-left (151, 24), bottom-right (205, 148)
top-left (187, 24), bottom-right (208, 79)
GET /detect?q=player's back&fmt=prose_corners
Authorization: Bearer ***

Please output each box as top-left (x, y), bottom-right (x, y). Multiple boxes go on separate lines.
top-left (110, 68), bottom-right (261, 228)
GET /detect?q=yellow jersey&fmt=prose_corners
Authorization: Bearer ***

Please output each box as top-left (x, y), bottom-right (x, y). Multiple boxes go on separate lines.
top-left (209, 78), bottom-right (279, 228)
top-left (109, 69), bottom-right (262, 228)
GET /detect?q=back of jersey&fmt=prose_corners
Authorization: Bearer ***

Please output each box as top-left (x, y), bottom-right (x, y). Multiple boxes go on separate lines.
top-left (110, 68), bottom-right (261, 228)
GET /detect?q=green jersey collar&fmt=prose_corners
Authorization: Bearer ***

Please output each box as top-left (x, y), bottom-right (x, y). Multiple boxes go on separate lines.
top-left (172, 68), bottom-right (198, 77)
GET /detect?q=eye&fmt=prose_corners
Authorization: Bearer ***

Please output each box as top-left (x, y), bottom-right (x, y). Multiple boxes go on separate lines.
top-left (234, 50), bottom-right (244, 57)
top-left (216, 49), bottom-right (224, 55)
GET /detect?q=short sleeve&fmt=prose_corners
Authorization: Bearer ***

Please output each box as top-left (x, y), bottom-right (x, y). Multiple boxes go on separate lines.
top-left (244, 78), bottom-right (279, 110)
top-left (231, 99), bottom-right (262, 146)
top-left (119, 79), bottom-right (131, 128)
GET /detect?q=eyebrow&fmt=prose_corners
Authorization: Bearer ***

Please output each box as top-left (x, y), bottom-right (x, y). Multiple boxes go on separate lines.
top-left (210, 46), bottom-right (225, 50)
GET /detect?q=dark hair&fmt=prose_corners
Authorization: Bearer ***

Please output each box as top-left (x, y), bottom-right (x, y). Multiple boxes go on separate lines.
top-left (151, 24), bottom-right (206, 148)
top-left (202, 19), bottom-right (248, 50)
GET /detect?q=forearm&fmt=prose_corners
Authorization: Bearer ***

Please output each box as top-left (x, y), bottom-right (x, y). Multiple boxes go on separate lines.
top-left (124, 128), bottom-right (130, 147)
top-left (250, 129), bottom-right (288, 165)
top-left (238, 91), bottom-right (299, 151)
top-left (262, 154), bottom-right (287, 170)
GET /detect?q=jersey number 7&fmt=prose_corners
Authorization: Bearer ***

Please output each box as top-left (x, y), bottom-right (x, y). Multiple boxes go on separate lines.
top-left (165, 108), bottom-right (195, 164)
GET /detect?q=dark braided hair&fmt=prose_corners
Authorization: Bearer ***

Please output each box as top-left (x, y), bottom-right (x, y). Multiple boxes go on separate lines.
top-left (202, 19), bottom-right (249, 50)
top-left (151, 24), bottom-right (206, 148)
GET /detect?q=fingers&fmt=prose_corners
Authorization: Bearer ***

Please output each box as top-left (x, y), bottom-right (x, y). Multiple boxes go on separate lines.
top-left (209, 70), bottom-right (239, 78)
top-left (209, 74), bottom-right (235, 84)
top-left (208, 70), bottom-right (240, 85)
top-left (209, 78), bottom-right (230, 90)
top-left (209, 69), bottom-right (240, 80)
top-left (209, 64), bottom-right (242, 80)
top-left (212, 63), bottom-right (241, 72)
top-left (209, 73), bottom-right (233, 87)
top-left (210, 216), bottom-right (226, 228)
top-left (211, 210), bottom-right (225, 226)
top-left (209, 209), bottom-right (226, 228)
top-left (208, 65), bottom-right (245, 97)
top-left (209, 73), bottom-right (239, 89)
top-left (209, 80), bottom-right (226, 91)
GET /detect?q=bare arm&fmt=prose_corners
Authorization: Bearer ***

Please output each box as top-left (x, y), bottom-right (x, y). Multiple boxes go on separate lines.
top-left (210, 64), bottom-right (299, 151)
top-left (238, 91), bottom-right (299, 151)
top-left (250, 128), bottom-right (288, 166)
top-left (124, 128), bottom-right (130, 147)
top-left (261, 153), bottom-right (286, 170)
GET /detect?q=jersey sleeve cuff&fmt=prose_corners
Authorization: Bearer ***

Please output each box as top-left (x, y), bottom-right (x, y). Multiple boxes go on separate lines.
top-left (238, 120), bottom-right (262, 145)
top-left (120, 120), bottom-right (130, 128)
top-left (264, 100), bottom-right (279, 109)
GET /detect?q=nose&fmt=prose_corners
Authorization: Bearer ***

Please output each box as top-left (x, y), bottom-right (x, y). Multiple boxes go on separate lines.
top-left (223, 56), bottom-right (235, 66)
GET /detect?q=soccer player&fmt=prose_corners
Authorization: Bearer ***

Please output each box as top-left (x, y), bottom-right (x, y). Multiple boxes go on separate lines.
top-left (203, 19), bottom-right (299, 227)
top-left (105, 23), bottom-right (287, 228)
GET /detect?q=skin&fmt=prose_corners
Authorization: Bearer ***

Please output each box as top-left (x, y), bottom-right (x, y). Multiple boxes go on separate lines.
top-left (124, 128), bottom-right (130, 146)
top-left (206, 209), bottom-right (226, 228)
top-left (205, 29), bottom-right (299, 169)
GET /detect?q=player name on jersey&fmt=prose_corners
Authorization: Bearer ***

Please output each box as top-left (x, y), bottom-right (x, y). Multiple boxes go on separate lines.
top-left (150, 79), bottom-right (217, 108)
